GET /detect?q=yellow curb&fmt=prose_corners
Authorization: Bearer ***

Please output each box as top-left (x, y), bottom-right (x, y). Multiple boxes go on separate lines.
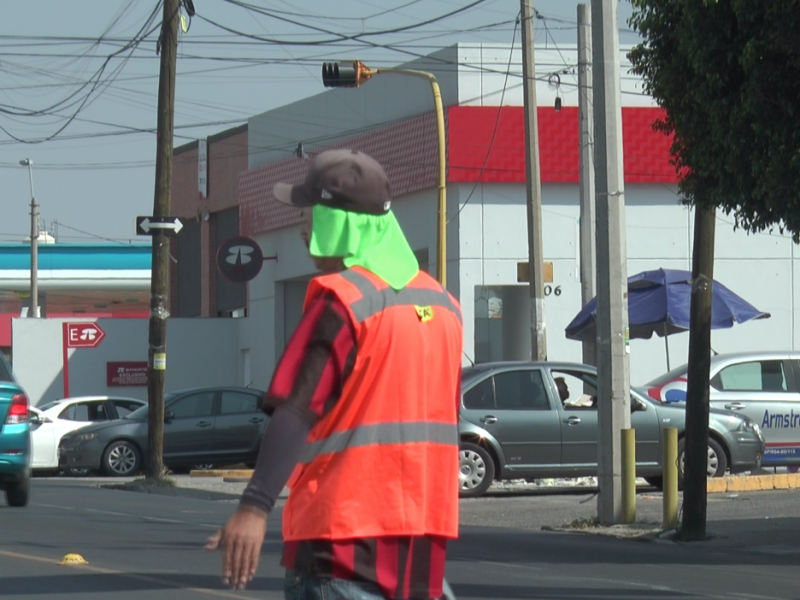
top-left (706, 473), bottom-right (800, 493)
top-left (189, 469), bottom-right (254, 478)
top-left (59, 553), bottom-right (88, 565)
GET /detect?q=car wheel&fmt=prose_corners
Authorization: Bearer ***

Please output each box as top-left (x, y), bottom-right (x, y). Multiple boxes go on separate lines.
top-left (5, 475), bottom-right (30, 507)
top-left (458, 442), bottom-right (495, 498)
top-left (678, 437), bottom-right (727, 486)
top-left (644, 476), bottom-right (663, 490)
top-left (68, 468), bottom-right (92, 477)
top-left (102, 441), bottom-right (142, 477)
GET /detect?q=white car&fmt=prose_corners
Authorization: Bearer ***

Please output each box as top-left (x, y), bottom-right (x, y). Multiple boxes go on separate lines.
top-left (29, 396), bottom-right (146, 472)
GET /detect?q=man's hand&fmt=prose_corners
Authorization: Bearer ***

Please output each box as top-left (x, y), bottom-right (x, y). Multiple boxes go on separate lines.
top-left (204, 505), bottom-right (268, 590)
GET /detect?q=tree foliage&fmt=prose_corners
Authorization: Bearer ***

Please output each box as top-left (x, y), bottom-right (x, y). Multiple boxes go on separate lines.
top-left (628, 0), bottom-right (800, 239)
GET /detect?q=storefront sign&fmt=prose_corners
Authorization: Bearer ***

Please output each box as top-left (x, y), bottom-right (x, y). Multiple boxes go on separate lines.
top-left (107, 362), bottom-right (148, 387)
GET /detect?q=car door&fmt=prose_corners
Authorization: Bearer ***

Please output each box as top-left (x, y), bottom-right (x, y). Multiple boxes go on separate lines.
top-left (163, 391), bottom-right (216, 462)
top-left (462, 368), bottom-right (561, 469)
top-left (630, 393), bottom-right (661, 467)
top-left (551, 368), bottom-right (599, 468)
top-left (214, 390), bottom-right (265, 457)
top-left (30, 407), bottom-right (57, 468)
top-left (709, 358), bottom-right (800, 464)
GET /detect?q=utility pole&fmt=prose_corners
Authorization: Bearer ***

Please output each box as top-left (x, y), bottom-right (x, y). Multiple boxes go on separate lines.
top-left (520, 0), bottom-right (547, 361)
top-left (681, 204), bottom-right (716, 540)
top-left (578, 4), bottom-right (596, 367)
top-left (146, 0), bottom-right (180, 481)
top-left (20, 158), bottom-right (38, 318)
top-left (592, 0), bottom-right (631, 526)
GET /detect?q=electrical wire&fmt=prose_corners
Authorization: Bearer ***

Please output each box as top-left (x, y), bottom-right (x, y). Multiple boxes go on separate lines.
top-left (447, 13), bottom-right (520, 225)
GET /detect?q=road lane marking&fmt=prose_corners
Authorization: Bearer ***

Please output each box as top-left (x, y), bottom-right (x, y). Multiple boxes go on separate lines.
top-left (0, 549), bottom-right (261, 599)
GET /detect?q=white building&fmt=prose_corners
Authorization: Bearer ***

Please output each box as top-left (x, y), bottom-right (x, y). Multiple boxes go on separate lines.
top-left (232, 44), bottom-right (795, 389)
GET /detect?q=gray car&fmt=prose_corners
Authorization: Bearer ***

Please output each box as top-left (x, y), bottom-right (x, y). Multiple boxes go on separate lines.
top-left (58, 386), bottom-right (267, 476)
top-left (458, 362), bottom-right (765, 498)
top-left (642, 352), bottom-right (800, 468)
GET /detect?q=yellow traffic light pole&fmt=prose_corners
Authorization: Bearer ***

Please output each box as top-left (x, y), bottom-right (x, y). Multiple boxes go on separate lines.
top-left (322, 62), bottom-right (447, 287)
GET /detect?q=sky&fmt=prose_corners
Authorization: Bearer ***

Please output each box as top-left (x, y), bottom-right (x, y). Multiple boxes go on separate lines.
top-left (0, 0), bottom-right (638, 244)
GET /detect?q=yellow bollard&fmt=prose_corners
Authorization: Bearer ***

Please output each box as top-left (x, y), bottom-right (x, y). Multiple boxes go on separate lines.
top-left (663, 427), bottom-right (679, 530)
top-left (621, 428), bottom-right (636, 524)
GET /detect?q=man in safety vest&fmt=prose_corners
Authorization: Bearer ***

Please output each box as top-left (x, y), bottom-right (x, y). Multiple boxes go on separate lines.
top-left (206, 149), bottom-right (463, 600)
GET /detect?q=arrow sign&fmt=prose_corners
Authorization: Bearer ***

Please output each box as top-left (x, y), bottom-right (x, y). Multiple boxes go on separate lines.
top-left (136, 216), bottom-right (184, 236)
top-left (65, 322), bottom-right (106, 349)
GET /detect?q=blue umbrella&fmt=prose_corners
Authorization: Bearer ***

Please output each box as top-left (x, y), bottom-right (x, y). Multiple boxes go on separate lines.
top-left (565, 268), bottom-right (771, 369)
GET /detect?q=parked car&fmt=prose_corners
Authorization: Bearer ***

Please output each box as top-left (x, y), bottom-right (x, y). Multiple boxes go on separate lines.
top-left (29, 395), bottom-right (146, 472)
top-left (0, 353), bottom-right (31, 506)
top-left (58, 386), bottom-right (267, 476)
top-left (641, 352), bottom-right (800, 467)
top-left (458, 361), bottom-right (765, 498)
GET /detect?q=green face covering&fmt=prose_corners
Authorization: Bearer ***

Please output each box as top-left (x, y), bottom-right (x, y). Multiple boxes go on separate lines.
top-left (309, 204), bottom-right (419, 290)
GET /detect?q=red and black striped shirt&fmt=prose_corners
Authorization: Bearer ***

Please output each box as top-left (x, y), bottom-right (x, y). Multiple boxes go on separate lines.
top-left (241, 291), bottom-right (458, 600)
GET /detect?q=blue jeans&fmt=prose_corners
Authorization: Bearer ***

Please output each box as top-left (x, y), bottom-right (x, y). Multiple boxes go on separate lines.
top-left (283, 570), bottom-right (457, 600)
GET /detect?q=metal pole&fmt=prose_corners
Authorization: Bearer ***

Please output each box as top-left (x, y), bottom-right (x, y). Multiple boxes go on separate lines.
top-left (578, 4), bottom-right (596, 367)
top-left (20, 159), bottom-right (38, 318)
top-left (431, 79), bottom-right (447, 288)
top-left (520, 0), bottom-right (547, 361)
top-left (30, 196), bottom-right (39, 319)
top-left (372, 68), bottom-right (447, 287)
top-left (663, 426), bottom-right (679, 530)
top-left (592, 0), bottom-right (631, 526)
top-left (621, 428), bottom-right (636, 524)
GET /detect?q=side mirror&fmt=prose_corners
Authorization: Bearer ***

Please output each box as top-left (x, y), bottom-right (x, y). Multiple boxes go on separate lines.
top-left (164, 410), bottom-right (175, 422)
top-left (631, 398), bottom-right (647, 412)
top-left (29, 413), bottom-right (41, 424)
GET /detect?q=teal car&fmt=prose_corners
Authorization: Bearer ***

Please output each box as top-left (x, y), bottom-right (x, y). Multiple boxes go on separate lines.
top-left (0, 353), bottom-right (30, 507)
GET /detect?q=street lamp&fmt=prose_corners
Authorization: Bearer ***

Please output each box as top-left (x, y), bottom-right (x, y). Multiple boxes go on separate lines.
top-left (19, 158), bottom-right (39, 318)
top-left (321, 60), bottom-right (448, 288)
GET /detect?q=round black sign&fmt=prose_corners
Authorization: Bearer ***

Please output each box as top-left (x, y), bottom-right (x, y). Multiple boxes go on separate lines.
top-left (216, 236), bottom-right (264, 283)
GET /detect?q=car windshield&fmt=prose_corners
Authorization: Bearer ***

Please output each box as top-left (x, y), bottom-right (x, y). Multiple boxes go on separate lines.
top-left (645, 364), bottom-right (689, 387)
top-left (125, 393), bottom-right (176, 419)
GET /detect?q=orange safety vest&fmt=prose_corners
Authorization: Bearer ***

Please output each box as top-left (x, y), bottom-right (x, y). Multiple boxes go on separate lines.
top-left (282, 266), bottom-right (463, 542)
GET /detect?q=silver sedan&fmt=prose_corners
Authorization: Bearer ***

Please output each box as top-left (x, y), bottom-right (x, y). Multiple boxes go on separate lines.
top-left (458, 361), bottom-right (765, 498)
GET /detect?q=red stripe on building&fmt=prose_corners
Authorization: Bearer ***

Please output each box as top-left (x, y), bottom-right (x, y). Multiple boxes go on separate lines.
top-left (447, 105), bottom-right (676, 184)
top-left (240, 106), bottom-right (677, 236)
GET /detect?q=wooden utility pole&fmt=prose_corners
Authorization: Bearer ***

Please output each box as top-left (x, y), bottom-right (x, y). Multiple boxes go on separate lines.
top-left (146, 0), bottom-right (180, 481)
top-left (681, 204), bottom-right (716, 540)
top-left (520, 0), bottom-right (547, 361)
top-left (577, 4), bottom-right (596, 367)
top-left (592, 0), bottom-right (631, 525)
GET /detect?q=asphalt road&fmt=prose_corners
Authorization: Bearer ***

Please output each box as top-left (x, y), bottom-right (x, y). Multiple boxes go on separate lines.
top-left (1, 479), bottom-right (799, 599)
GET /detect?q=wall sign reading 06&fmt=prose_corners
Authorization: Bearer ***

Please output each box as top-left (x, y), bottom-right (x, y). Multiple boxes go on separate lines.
top-left (544, 285), bottom-right (562, 297)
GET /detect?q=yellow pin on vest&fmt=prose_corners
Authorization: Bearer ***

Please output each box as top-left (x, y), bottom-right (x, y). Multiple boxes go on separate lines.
top-left (414, 305), bottom-right (434, 322)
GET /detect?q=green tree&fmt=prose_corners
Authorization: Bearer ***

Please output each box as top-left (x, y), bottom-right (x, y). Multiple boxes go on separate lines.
top-left (629, 0), bottom-right (800, 238)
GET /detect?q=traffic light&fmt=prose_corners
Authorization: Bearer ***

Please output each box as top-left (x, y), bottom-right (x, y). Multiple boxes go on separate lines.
top-left (322, 61), bottom-right (373, 88)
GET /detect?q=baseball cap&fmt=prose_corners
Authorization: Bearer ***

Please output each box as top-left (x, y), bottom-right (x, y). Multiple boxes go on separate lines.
top-left (273, 149), bottom-right (392, 215)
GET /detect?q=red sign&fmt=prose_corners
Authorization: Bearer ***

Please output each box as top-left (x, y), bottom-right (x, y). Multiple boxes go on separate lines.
top-left (65, 322), bottom-right (106, 349)
top-left (107, 362), bottom-right (148, 387)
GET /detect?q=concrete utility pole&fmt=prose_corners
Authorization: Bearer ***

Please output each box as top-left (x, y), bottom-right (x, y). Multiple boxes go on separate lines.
top-left (520, 0), bottom-right (547, 361)
top-left (681, 204), bottom-right (717, 540)
top-left (20, 158), bottom-right (38, 318)
top-left (577, 4), bottom-right (596, 367)
top-left (592, 0), bottom-right (631, 525)
top-left (146, 0), bottom-right (180, 481)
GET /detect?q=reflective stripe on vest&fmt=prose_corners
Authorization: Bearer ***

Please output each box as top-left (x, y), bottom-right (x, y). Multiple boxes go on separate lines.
top-left (299, 421), bottom-right (459, 465)
top-left (340, 269), bottom-right (462, 324)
